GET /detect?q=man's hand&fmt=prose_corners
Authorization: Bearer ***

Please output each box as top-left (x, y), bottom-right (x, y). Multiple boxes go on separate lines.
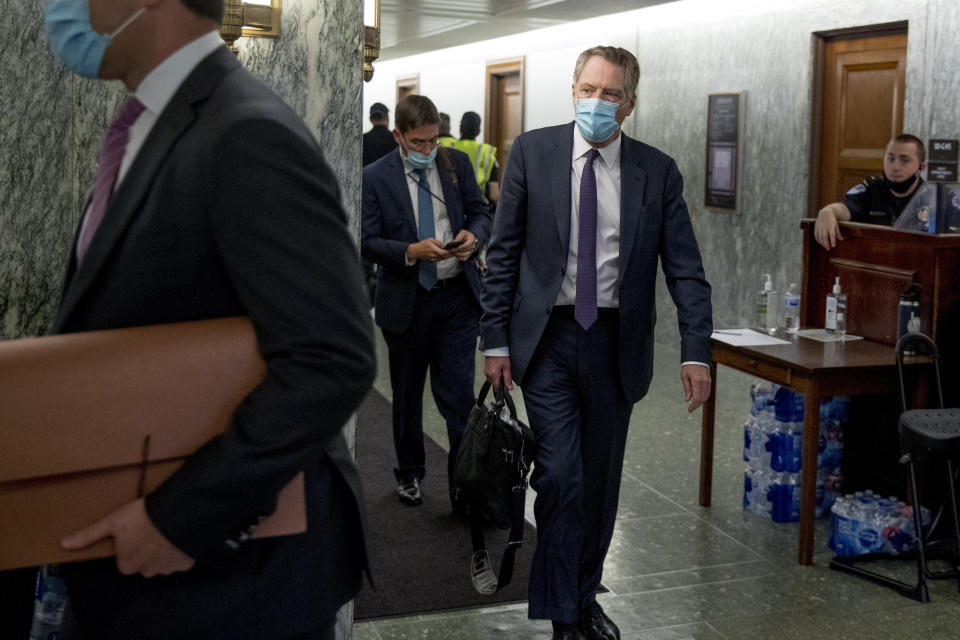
top-left (814, 203), bottom-right (851, 250)
top-left (484, 355), bottom-right (513, 391)
top-left (680, 364), bottom-right (711, 413)
top-left (406, 238), bottom-right (452, 262)
top-left (449, 230), bottom-right (478, 261)
top-left (61, 498), bottom-right (195, 578)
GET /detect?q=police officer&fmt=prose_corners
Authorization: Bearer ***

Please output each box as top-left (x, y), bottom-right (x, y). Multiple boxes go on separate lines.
top-left (440, 112), bottom-right (499, 211)
top-left (363, 102), bottom-right (398, 167)
top-left (815, 134), bottom-right (927, 250)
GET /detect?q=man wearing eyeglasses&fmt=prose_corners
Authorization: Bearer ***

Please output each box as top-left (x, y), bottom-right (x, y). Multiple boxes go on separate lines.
top-left (361, 94), bottom-right (491, 512)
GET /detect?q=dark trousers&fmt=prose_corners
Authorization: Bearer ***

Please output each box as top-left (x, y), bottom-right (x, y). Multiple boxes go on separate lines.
top-left (382, 276), bottom-right (479, 503)
top-left (521, 308), bottom-right (632, 623)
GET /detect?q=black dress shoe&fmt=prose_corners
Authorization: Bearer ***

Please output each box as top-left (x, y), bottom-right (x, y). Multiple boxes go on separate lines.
top-left (396, 477), bottom-right (422, 506)
top-left (577, 601), bottom-right (620, 640)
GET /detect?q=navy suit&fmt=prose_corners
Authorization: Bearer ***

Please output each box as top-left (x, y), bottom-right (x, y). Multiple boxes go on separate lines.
top-left (480, 123), bottom-right (712, 622)
top-left (362, 147), bottom-right (491, 501)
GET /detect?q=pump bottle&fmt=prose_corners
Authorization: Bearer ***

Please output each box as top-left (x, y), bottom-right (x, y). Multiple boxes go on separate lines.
top-left (825, 277), bottom-right (847, 335)
top-left (756, 274), bottom-right (777, 334)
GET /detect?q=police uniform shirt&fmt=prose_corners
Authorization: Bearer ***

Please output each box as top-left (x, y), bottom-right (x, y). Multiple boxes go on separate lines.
top-left (842, 175), bottom-right (924, 226)
top-left (362, 125), bottom-right (398, 166)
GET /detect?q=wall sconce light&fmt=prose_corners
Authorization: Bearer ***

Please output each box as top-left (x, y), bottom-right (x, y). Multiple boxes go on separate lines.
top-left (363, 0), bottom-right (381, 82)
top-left (220, 0), bottom-right (282, 52)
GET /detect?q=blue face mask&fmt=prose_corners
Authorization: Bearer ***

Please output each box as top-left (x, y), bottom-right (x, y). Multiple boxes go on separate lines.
top-left (401, 138), bottom-right (437, 170)
top-left (575, 98), bottom-right (622, 143)
top-left (44, 0), bottom-right (144, 79)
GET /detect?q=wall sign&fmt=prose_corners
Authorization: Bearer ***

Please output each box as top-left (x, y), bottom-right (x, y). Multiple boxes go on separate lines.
top-left (705, 92), bottom-right (743, 211)
top-left (928, 138), bottom-right (958, 183)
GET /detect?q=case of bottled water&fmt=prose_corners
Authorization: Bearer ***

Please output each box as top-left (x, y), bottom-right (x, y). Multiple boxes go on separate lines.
top-left (829, 492), bottom-right (930, 556)
top-left (742, 383), bottom-right (849, 524)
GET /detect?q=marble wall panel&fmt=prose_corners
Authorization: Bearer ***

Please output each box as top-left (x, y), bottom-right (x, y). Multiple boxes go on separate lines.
top-left (0, 0), bottom-right (362, 341)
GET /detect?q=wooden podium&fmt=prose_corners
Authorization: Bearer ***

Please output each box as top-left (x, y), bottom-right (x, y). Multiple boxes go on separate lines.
top-left (800, 220), bottom-right (960, 398)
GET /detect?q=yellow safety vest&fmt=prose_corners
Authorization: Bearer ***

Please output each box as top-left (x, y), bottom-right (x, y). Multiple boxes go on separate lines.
top-left (450, 139), bottom-right (498, 201)
top-left (437, 135), bottom-right (457, 148)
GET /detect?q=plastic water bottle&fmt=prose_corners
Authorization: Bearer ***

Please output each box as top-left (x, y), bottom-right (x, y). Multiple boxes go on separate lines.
top-left (830, 496), bottom-right (856, 554)
top-left (855, 496), bottom-right (886, 553)
top-left (783, 283), bottom-right (800, 332)
top-left (30, 566), bottom-right (67, 640)
top-left (770, 472), bottom-right (800, 523)
top-left (744, 467), bottom-right (773, 516)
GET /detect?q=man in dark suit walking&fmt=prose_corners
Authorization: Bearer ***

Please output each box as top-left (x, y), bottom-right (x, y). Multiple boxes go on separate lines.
top-left (361, 95), bottom-right (491, 510)
top-left (41, 0), bottom-right (375, 638)
top-left (481, 46), bottom-right (713, 640)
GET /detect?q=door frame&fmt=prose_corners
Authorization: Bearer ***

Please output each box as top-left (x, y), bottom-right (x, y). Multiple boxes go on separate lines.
top-left (396, 74), bottom-right (420, 104)
top-left (484, 57), bottom-right (525, 151)
top-left (807, 21), bottom-right (908, 218)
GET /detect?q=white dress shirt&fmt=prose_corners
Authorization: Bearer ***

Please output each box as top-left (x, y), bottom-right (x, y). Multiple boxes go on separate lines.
top-left (77, 31), bottom-right (224, 261)
top-left (556, 129), bottom-right (623, 307)
top-left (402, 150), bottom-right (459, 280)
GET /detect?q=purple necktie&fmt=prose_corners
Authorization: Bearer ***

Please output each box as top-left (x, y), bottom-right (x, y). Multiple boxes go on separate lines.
top-left (76, 97), bottom-right (146, 264)
top-left (575, 148), bottom-right (600, 330)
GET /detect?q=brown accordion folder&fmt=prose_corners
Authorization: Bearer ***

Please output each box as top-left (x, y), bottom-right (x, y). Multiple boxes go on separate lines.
top-left (0, 317), bottom-right (307, 571)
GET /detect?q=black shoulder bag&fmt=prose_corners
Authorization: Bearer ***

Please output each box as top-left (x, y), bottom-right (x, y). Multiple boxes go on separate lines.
top-left (453, 381), bottom-right (535, 594)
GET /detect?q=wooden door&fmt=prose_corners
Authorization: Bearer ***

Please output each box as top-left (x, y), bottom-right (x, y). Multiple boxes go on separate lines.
top-left (485, 58), bottom-right (525, 173)
top-left (816, 32), bottom-right (906, 210)
top-left (396, 74), bottom-right (419, 104)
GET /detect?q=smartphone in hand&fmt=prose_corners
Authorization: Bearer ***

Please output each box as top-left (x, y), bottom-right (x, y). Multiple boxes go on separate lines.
top-left (443, 239), bottom-right (466, 250)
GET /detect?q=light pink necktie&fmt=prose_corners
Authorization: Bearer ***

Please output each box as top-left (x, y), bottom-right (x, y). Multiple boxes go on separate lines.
top-left (76, 97), bottom-right (146, 264)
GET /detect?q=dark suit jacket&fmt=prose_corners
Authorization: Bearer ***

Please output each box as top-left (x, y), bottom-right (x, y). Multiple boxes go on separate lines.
top-left (361, 147), bottom-right (491, 334)
top-left (480, 123), bottom-right (712, 404)
top-left (54, 46), bottom-right (376, 639)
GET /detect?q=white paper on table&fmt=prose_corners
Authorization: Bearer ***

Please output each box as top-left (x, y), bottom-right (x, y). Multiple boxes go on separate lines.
top-left (711, 329), bottom-right (791, 346)
top-left (792, 329), bottom-right (863, 343)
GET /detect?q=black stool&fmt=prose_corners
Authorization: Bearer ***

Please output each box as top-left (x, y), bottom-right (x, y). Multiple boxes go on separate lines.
top-left (830, 333), bottom-right (960, 602)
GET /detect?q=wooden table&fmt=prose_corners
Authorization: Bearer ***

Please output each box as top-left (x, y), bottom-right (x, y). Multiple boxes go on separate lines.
top-left (699, 330), bottom-right (905, 565)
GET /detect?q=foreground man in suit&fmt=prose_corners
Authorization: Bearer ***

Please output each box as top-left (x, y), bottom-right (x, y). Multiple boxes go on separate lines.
top-left (361, 95), bottom-right (490, 510)
top-left (481, 46), bottom-right (713, 640)
top-left (42, 0), bottom-right (375, 637)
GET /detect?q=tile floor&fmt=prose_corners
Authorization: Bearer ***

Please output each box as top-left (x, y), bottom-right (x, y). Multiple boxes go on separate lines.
top-left (356, 330), bottom-right (960, 639)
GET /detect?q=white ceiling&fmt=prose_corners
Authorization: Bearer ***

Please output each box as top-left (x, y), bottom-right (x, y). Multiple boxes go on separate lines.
top-left (377, 0), bottom-right (680, 60)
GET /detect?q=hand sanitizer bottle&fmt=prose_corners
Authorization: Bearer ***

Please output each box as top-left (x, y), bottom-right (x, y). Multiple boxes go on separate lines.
top-left (825, 277), bottom-right (842, 333)
top-left (757, 274), bottom-right (773, 331)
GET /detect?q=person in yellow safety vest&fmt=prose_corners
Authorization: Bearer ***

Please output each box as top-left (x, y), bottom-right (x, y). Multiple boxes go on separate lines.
top-left (437, 112), bottom-right (457, 147)
top-left (440, 112), bottom-right (500, 212)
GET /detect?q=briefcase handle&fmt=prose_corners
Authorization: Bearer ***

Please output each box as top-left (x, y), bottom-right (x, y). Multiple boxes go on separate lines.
top-left (475, 380), bottom-right (519, 420)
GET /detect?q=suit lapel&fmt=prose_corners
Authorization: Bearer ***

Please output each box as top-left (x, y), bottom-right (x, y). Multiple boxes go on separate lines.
top-left (618, 134), bottom-right (647, 284)
top-left (55, 47), bottom-right (238, 331)
top-left (552, 123), bottom-right (574, 257)
top-left (385, 152), bottom-right (418, 238)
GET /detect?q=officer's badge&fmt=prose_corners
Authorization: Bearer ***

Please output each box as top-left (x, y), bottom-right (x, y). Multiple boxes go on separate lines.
top-left (846, 184), bottom-right (867, 195)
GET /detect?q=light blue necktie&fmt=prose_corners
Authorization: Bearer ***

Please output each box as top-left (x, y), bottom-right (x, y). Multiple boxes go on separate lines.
top-left (415, 168), bottom-right (437, 290)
